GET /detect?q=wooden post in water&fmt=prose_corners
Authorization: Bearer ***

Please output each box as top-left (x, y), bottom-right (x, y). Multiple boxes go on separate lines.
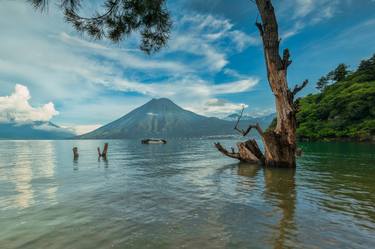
top-left (98, 143), bottom-right (109, 159)
top-left (102, 143), bottom-right (108, 157)
top-left (73, 147), bottom-right (79, 160)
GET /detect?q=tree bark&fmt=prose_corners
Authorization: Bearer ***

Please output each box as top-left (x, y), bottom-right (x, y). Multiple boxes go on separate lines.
top-left (215, 0), bottom-right (307, 168)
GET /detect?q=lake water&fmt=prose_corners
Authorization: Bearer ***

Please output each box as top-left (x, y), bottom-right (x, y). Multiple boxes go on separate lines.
top-left (0, 139), bottom-right (374, 249)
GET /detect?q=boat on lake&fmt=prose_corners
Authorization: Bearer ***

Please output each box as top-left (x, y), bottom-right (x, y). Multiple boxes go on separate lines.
top-left (141, 139), bottom-right (167, 144)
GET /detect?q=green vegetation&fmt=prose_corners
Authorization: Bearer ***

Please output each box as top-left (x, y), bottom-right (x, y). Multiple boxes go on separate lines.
top-left (296, 54), bottom-right (375, 141)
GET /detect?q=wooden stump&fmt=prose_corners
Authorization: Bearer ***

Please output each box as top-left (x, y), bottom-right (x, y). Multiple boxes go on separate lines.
top-left (72, 147), bottom-right (79, 159)
top-left (98, 143), bottom-right (109, 159)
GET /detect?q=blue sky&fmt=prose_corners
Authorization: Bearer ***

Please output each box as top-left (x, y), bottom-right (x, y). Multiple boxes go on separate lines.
top-left (0, 0), bottom-right (374, 134)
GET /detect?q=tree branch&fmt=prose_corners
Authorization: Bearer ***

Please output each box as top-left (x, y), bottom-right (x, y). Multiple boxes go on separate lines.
top-left (234, 106), bottom-right (264, 137)
top-left (214, 143), bottom-right (241, 160)
top-left (255, 21), bottom-right (264, 37)
top-left (292, 79), bottom-right (308, 96)
top-left (238, 123), bottom-right (264, 137)
top-left (282, 48), bottom-right (292, 69)
top-left (65, 0), bottom-right (120, 21)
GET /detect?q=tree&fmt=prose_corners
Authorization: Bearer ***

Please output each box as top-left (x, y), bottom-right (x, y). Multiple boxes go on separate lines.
top-left (29, 0), bottom-right (171, 54)
top-left (355, 54), bottom-right (375, 81)
top-left (332, 64), bottom-right (349, 82)
top-left (316, 76), bottom-right (328, 91)
top-left (215, 0), bottom-right (308, 167)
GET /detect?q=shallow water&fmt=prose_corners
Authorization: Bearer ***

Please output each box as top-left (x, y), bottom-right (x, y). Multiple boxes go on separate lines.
top-left (0, 139), bottom-right (374, 249)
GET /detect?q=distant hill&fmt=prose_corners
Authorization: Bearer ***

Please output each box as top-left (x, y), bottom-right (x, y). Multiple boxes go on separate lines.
top-left (296, 54), bottom-right (375, 141)
top-left (79, 98), bottom-right (274, 139)
top-left (0, 121), bottom-right (75, 139)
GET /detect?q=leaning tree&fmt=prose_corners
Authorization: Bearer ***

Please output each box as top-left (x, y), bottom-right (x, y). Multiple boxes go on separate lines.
top-left (30, 0), bottom-right (306, 167)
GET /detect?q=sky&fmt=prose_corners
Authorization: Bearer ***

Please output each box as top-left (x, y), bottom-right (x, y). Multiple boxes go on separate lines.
top-left (0, 0), bottom-right (374, 134)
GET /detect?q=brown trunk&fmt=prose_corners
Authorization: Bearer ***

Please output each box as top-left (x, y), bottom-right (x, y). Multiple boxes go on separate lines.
top-left (215, 0), bottom-right (307, 168)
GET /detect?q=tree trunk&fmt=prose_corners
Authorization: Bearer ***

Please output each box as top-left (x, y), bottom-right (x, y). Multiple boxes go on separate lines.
top-left (215, 0), bottom-right (307, 168)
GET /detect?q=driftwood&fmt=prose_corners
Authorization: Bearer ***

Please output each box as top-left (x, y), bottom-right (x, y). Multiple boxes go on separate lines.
top-left (98, 143), bottom-right (108, 159)
top-left (215, 0), bottom-right (307, 168)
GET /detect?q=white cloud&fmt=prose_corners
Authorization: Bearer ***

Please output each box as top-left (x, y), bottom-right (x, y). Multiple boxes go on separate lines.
top-left (0, 2), bottom-right (261, 126)
top-left (111, 77), bottom-right (259, 99)
top-left (190, 98), bottom-right (248, 117)
top-left (106, 77), bottom-right (259, 117)
top-left (278, 0), bottom-right (342, 39)
top-left (0, 84), bottom-right (59, 123)
top-left (168, 14), bottom-right (257, 71)
top-left (294, 0), bottom-right (315, 18)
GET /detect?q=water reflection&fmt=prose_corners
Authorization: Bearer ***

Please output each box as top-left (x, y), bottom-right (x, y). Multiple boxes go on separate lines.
top-left (236, 164), bottom-right (297, 249)
top-left (36, 141), bottom-right (57, 204)
top-left (13, 142), bottom-right (34, 208)
top-left (73, 158), bottom-right (79, 171)
top-left (264, 168), bottom-right (296, 249)
top-left (0, 139), bottom-right (373, 249)
top-left (0, 141), bottom-right (58, 209)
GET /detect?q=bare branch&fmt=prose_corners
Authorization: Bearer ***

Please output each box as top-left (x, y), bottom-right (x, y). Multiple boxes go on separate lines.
top-left (214, 143), bottom-right (241, 160)
top-left (234, 106), bottom-right (264, 137)
top-left (282, 48), bottom-right (292, 69)
top-left (234, 106), bottom-right (245, 131)
top-left (235, 123), bottom-right (264, 137)
top-left (214, 141), bottom-right (264, 164)
top-left (255, 21), bottom-right (264, 37)
top-left (292, 79), bottom-right (308, 96)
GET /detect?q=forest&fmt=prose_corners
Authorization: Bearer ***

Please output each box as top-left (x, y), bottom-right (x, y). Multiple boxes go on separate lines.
top-left (296, 54), bottom-right (375, 141)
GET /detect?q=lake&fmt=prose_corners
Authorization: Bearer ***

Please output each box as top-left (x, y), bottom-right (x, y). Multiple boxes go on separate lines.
top-left (0, 139), bottom-right (374, 249)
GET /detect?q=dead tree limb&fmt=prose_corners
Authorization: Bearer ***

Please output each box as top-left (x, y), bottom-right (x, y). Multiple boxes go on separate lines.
top-left (214, 143), bottom-right (241, 160)
top-left (282, 48), bottom-right (292, 70)
top-left (214, 141), bottom-right (264, 164)
top-left (233, 107), bottom-right (264, 137)
top-left (291, 79), bottom-right (308, 97)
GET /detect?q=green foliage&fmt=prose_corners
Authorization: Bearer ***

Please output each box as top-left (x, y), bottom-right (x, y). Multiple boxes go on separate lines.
top-left (331, 63), bottom-right (349, 82)
top-left (297, 55), bottom-right (375, 141)
top-left (316, 76), bottom-right (328, 91)
top-left (316, 63), bottom-right (349, 91)
top-left (29, 0), bottom-right (172, 54)
top-left (347, 54), bottom-right (375, 82)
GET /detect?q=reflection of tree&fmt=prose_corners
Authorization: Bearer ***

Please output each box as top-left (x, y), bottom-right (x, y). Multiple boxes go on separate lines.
top-left (263, 168), bottom-right (296, 249)
top-left (237, 163), bottom-right (261, 178)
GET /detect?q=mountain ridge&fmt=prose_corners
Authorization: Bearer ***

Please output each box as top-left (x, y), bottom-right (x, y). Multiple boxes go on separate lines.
top-left (0, 121), bottom-right (75, 139)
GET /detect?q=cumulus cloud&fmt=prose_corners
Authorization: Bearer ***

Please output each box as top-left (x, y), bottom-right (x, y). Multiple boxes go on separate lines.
top-left (0, 84), bottom-right (59, 123)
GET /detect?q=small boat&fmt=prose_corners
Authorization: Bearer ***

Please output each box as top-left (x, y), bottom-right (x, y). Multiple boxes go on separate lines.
top-left (141, 139), bottom-right (167, 144)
